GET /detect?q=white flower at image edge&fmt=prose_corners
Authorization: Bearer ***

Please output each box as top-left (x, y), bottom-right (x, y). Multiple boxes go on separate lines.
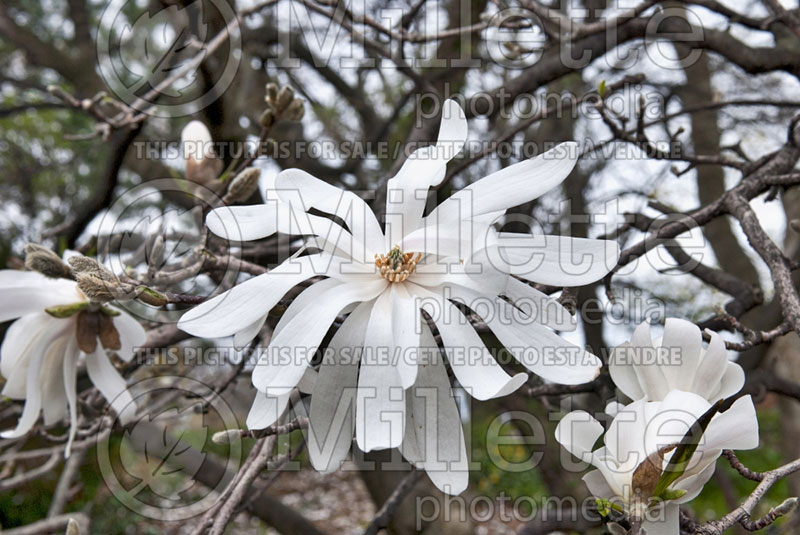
top-left (178, 99), bottom-right (620, 493)
top-left (555, 391), bottom-right (759, 535)
top-left (609, 318), bottom-right (745, 403)
top-left (0, 269), bottom-right (145, 454)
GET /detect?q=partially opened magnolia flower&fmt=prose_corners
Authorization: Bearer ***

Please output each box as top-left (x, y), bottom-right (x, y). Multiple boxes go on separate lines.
top-left (556, 390), bottom-right (758, 535)
top-left (179, 99), bottom-right (620, 493)
top-left (0, 249), bottom-right (145, 454)
top-left (609, 318), bottom-right (745, 403)
top-left (182, 120), bottom-right (223, 187)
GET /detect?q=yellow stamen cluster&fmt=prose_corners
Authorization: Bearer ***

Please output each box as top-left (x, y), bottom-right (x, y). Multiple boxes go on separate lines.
top-left (375, 246), bottom-right (422, 283)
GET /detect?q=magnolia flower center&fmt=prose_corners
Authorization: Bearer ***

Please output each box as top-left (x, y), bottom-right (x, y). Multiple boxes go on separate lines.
top-left (375, 246), bottom-right (421, 283)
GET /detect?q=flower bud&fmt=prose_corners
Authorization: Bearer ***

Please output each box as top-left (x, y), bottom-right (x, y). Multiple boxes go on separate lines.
top-left (212, 429), bottom-right (244, 445)
top-left (265, 83), bottom-right (279, 104)
top-left (149, 235), bottom-right (165, 269)
top-left (136, 285), bottom-right (168, 307)
top-left (69, 255), bottom-right (117, 283)
top-left (258, 108), bottom-right (275, 129)
top-left (24, 244), bottom-right (72, 279)
top-left (285, 99), bottom-right (305, 121)
top-left (66, 518), bottom-right (81, 535)
top-left (224, 167), bottom-right (261, 203)
top-left (76, 273), bottom-right (118, 303)
top-left (276, 86), bottom-right (294, 110)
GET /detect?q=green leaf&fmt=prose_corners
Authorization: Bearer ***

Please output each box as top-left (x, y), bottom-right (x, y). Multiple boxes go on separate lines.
top-left (651, 399), bottom-right (723, 498)
top-left (598, 80), bottom-right (607, 98)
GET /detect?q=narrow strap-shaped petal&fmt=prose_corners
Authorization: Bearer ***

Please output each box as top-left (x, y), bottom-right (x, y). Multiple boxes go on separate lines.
top-left (113, 311), bottom-right (147, 362)
top-left (385, 99), bottom-right (468, 247)
top-left (246, 389), bottom-right (292, 430)
top-left (391, 283), bottom-right (420, 389)
top-left (503, 276), bottom-right (577, 332)
top-left (178, 254), bottom-right (338, 338)
top-left (85, 347), bottom-right (136, 424)
top-left (495, 233), bottom-right (620, 287)
top-left (410, 284), bottom-right (527, 400)
top-left (308, 301), bottom-right (373, 472)
top-left (356, 290), bottom-right (405, 451)
top-left (428, 142), bottom-right (579, 223)
top-left (405, 323), bottom-right (469, 495)
top-left (445, 284), bottom-right (600, 385)
top-left (253, 279), bottom-right (387, 396)
top-left (206, 203), bottom-right (282, 242)
top-left (273, 168), bottom-right (384, 259)
top-left (63, 338), bottom-right (79, 457)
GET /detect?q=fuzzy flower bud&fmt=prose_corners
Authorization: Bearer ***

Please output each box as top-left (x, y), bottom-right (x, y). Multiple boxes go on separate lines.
top-left (76, 273), bottom-right (119, 303)
top-left (68, 255), bottom-right (117, 283)
top-left (212, 428), bottom-right (244, 445)
top-left (224, 167), bottom-right (261, 204)
top-left (24, 244), bottom-right (72, 279)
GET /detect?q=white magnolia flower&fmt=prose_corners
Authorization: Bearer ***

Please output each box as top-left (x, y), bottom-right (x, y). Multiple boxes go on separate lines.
top-left (179, 99), bottom-right (620, 493)
top-left (609, 318), bottom-right (745, 403)
top-left (0, 269), bottom-right (145, 454)
top-left (555, 390), bottom-right (759, 535)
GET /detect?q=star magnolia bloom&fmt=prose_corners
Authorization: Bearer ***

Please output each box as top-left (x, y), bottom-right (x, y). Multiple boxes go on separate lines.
top-left (556, 390), bottom-right (758, 535)
top-left (0, 269), bottom-right (145, 454)
top-left (179, 100), bottom-right (619, 493)
top-left (609, 318), bottom-right (745, 403)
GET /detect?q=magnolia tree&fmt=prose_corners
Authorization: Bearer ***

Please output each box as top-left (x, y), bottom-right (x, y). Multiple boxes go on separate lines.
top-left (2, 1), bottom-right (800, 535)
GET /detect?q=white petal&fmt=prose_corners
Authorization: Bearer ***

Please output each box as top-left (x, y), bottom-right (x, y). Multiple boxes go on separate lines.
top-left (85, 347), bottom-right (136, 424)
top-left (429, 142), bottom-right (579, 222)
top-left (206, 203), bottom-right (280, 242)
top-left (0, 272), bottom-right (83, 323)
top-left (715, 362), bottom-right (746, 401)
top-left (691, 329), bottom-right (727, 396)
top-left (253, 279), bottom-right (387, 396)
top-left (628, 320), bottom-right (669, 400)
top-left (555, 410), bottom-right (603, 462)
top-left (446, 285), bottom-right (600, 385)
top-left (41, 334), bottom-right (69, 425)
top-left (659, 318), bottom-right (702, 392)
top-left (308, 301), bottom-right (373, 471)
top-left (582, 469), bottom-right (616, 500)
top-left (1, 313), bottom-right (54, 390)
top-left (178, 254), bottom-right (336, 338)
top-left (0, 329), bottom-right (51, 439)
top-left (63, 340), bottom-right (79, 457)
top-left (384, 100), bottom-right (468, 246)
top-left (246, 390), bottom-right (291, 430)
top-left (356, 290), bottom-right (406, 451)
top-left (273, 278), bottom-right (342, 338)
top-left (406, 324), bottom-right (469, 495)
top-left (702, 395), bottom-right (759, 452)
top-left (496, 233), bottom-right (620, 287)
top-left (411, 284), bottom-right (527, 400)
top-left (608, 343), bottom-right (646, 401)
top-left (233, 313), bottom-right (269, 349)
top-left (273, 169), bottom-right (384, 259)
top-left (503, 277), bottom-right (577, 332)
top-left (391, 284), bottom-right (420, 389)
top-left (113, 312), bottom-right (147, 362)
top-left (641, 502), bottom-right (679, 535)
